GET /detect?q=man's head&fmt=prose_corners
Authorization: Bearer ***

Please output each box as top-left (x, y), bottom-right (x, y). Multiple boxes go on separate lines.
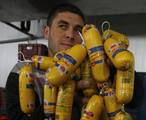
top-left (46, 3), bottom-right (85, 26)
top-left (43, 3), bottom-right (85, 56)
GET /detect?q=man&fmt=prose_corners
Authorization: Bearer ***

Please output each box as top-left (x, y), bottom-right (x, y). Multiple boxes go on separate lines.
top-left (5, 3), bottom-right (143, 120)
top-left (5, 3), bottom-right (93, 120)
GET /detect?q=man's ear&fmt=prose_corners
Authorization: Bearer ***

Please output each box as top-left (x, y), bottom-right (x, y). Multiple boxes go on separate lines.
top-left (42, 25), bottom-right (50, 39)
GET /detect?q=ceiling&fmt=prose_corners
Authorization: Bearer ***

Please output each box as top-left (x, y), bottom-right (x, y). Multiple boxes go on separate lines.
top-left (0, 0), bottom-right (146, 22)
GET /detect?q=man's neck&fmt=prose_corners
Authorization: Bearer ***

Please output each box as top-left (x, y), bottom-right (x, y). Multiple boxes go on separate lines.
top-left (48, 50), bottom-right (54, 57)
top-left (48, 48), bottom-right (57, 57)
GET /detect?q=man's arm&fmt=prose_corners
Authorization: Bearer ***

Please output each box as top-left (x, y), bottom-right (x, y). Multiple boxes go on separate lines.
top-left (5, 72), bottom-right (44, 120)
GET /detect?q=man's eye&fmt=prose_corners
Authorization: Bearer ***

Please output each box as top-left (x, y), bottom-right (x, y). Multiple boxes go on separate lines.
top-left (59, 24), bottom-right (67, 30)
top-left (75, 27), bottom-right (82, 33)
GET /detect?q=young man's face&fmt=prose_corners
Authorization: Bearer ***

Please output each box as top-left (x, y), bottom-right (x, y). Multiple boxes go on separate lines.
top-left (44, 12), bottom-right (84, 56)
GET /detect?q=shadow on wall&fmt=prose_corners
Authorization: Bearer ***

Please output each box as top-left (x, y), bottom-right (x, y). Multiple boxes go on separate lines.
top-left (86, 13), bottom-right (146, 36)
top-left (28, 0), bottom-right (69, 13)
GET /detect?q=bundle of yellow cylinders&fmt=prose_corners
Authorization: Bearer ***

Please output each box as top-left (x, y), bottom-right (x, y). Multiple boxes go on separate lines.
top-left (45, 44), bottom-right (87, 86)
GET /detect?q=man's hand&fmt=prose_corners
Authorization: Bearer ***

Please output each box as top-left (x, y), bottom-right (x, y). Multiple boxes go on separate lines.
top-left (75, 79), bottom-right (97, 107)
top-left (77, 79), bottom-right (96, 90)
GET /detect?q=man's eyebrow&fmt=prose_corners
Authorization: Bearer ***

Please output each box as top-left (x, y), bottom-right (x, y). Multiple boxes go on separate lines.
top-left (57, 20), bottom-right (83, 30)
top-left (58, 20), bottom-right (83, 28)
top-left (75, 24), bottom-right (83, 29)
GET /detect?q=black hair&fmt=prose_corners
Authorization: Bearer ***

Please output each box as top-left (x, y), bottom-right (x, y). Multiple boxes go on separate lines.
top-left (47, 3), bottom-right (85, 26)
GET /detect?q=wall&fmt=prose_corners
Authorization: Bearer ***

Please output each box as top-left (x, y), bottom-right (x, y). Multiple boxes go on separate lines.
top-left (129, 36), bottom-right (146, 72)
top-left (0, 20), bottom-right (146, 87)
top-left (0, 20), bottom-right (47, 87)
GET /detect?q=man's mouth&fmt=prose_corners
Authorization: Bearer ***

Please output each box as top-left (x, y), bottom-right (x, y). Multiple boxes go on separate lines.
top-left (61, 43), bottom-right (73, 49)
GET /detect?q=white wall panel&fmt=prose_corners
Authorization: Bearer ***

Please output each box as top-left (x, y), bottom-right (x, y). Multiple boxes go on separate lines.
top-left (128, 36), bottom-right (146, 72)
top-left (0, 22), bottom-right (26, 41)
top-left (0, 20), bottom-right (47, 87)
top-left (0, 39), bottom-right (47, 87)
top-left (0, 43), bottom-right (20, 87)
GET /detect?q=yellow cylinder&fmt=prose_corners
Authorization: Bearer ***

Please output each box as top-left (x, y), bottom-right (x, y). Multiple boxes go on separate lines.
top-left (103, 88), bottom-right (122, 120)
top-left (80, 58), bottom-right (96, 97)
top-left (114, 111), bottom-right (132, 120)
top-left (55, 79), bottom-right (75, 120)
top-left (19, 64), bottom-right (35, 114)
top-left (64, 44), bottom-right (87, 71)
top-left (116, 61), bottom-right (135, 104)
top-left (104, 38), bottom-right (134, 70)
top-left (103, 29), bottom-right (129, 49)
top-left (82, 24), bottom-right (110, 82)
top-left (80, 95), bottom-right (104, 120)
top-left (31, 55), bottom-right (55, 70)
top-left (44, 81), bottom-right (57, 118)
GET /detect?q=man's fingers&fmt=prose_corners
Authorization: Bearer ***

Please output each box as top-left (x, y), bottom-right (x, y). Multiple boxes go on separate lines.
top-left (77, 79), bottom-right (96, 90)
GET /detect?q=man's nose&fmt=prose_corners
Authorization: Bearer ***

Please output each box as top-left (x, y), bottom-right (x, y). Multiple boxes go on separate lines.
top-left (66, 28), bottom-right (75, 40)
